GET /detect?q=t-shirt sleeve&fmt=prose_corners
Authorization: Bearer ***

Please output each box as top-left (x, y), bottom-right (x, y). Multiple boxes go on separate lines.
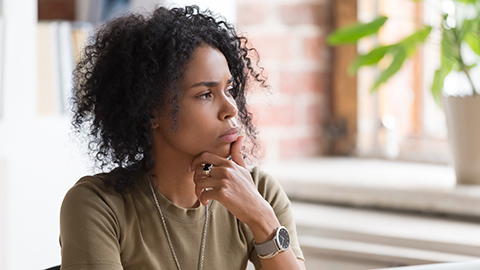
top-left (248, 167), bottom-right (305, 269)
top-left (59, 176), bottom-right (124, 270)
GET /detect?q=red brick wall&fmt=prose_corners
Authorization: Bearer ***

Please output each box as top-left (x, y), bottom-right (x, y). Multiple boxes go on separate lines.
top-left (237, 0), bottom-right (331, 161)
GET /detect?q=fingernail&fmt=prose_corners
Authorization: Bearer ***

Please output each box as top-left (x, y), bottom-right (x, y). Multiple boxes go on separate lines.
top-left (188, 165), bottom-right (192, 172)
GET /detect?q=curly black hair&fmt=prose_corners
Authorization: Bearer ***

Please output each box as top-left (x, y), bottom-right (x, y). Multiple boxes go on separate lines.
top-left (72, 5), bottom-right (267, 192)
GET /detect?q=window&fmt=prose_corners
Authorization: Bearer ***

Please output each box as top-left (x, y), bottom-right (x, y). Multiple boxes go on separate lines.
top-left (356, 0), bottom-right (453, 164)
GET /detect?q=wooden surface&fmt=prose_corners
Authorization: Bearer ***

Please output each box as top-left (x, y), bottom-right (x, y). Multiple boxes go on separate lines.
top-left (38, 0), bottom-right (75, 21)
top-left (329, 0), bottom-right (358, 155)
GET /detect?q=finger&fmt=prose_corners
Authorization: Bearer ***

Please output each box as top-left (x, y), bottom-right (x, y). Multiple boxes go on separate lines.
top-left (194, 178), bottom-right (218, 205)
top-left (193, 164), bottom-right (214, 183)
top-left (230, 133), bottom-right (246, 168)
top-left (190, 152), bottom-right (227, 173)
top-left (193, 165), bottom-right (218, 197)
top-left (199, 188), bottom-right (216, 206)
top-left (202, 163), bottom-right (213, 177)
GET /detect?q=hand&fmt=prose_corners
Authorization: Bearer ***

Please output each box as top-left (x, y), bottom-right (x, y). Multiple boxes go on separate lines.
top-left (193, 136), bottom-right (304, 270)
top-left (190, 134), bottom-right (271, 225)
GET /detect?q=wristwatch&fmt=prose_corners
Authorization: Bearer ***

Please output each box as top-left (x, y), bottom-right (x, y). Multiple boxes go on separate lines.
top-left (253, 226), bottom-right (290, 259)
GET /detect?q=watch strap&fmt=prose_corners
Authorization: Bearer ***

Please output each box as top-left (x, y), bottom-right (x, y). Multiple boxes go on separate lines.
top-left (253, 226), bottom-right (289, 259)
top-left (253, 238), bottom-right (279, 258)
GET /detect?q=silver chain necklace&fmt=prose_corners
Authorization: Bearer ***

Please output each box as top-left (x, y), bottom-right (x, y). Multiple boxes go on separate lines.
top-left (149, 180), bottom-right (209, 270)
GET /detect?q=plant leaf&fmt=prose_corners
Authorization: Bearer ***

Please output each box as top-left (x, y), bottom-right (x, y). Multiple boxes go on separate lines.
top-left (464, 19), bottom-right (480, 56)
top-left (359, 26), bottom-right (432, 91)
top-left (370, 47), bottom-right (408, 92)
top-left (327, 16), bottom-right (388, 45)
top-left (431, 68), bottom-right (451, 105)
top-left (465, 34), bottom-right (480, 56)
top-left (454, 0), bottom-right (477, 4)
top-left (348, 45), bottom-right (395, 74)
top-left (459, 18), bottom-right (476, 42)
top-left (399, 26), bottom-right (433, 57)
top-left (431, 26), bottom-right (458, 104)
top-left (347, 26), bottom-right (431, 76)
top-left (400, 26), bottom-right (432, 47)
top-left (442, 27), bottom-right (461, 65)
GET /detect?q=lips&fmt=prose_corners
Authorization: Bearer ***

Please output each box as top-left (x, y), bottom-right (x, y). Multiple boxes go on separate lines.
top-left (218, 127), bottom-right (240, 142)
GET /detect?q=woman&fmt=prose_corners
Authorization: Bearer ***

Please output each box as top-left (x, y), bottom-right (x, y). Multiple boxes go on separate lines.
top-left (61, 5), bottom-right (305, 270)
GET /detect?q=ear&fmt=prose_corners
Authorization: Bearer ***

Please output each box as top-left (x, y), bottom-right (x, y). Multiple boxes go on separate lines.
top-left (151, 117), bottom-right (160, 130)
top-left (150, 108), bottom-right (163, 130)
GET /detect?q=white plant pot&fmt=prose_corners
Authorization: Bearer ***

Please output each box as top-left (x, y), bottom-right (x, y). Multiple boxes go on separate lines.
top-left (443, 95), bottom-right (480, 185)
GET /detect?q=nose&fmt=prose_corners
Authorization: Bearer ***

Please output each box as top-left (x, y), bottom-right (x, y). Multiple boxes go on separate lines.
top-left (218, 94), bottom-right (238, 121)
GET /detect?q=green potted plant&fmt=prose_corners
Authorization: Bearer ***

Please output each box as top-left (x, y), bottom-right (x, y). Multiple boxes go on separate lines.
top-left (328, 0), bottom-right (480, 184)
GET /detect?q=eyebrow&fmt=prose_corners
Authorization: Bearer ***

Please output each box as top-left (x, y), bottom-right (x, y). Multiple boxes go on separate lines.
top-left (190, 77), bottom-right (234, 88)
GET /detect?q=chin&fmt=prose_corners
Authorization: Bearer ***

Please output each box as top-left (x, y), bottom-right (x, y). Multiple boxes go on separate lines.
top-left (216, 149), bottom-right (231, 159)
top-left (193, 143), bottom-right (232, 159)
top-left (211, 145), bottom-right (232, 159)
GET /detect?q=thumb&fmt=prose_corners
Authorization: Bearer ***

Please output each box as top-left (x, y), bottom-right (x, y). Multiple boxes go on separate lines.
top-left (230, 133), bottom-right (246, 167)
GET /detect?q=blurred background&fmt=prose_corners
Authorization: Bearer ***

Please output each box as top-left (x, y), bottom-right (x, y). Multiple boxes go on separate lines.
top-left (1, 0), bottom-right (480, 269)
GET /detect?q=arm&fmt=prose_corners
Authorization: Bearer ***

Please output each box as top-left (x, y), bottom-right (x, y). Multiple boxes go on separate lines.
top-left (191, 135), bottom-right (305, 270)
top-left (60, 177), bottom-right (123, 270)
top-left (249, 208), bottom-right (306, 270)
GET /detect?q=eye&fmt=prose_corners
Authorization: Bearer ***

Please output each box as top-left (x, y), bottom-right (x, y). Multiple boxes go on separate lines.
top-left (225, 87), bottom-right (233, 96)
top-left (197, 91), bottom-right (213, 100)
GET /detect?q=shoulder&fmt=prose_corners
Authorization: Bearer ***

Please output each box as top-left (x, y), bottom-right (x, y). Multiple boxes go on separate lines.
top-left (64, 174), bottom-right (120, 201)
top-left (250, 166), bottom-right (290, 214)
top-left (61, 174), bottom-right (126, 218)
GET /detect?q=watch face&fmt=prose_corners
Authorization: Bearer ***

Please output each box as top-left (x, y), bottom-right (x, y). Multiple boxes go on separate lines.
top-left (277, 227), bottom-right (290, 250)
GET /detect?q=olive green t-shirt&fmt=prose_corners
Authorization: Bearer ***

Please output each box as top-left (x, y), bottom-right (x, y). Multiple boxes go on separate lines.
top-left (60, 167), bottom-right (304, 269)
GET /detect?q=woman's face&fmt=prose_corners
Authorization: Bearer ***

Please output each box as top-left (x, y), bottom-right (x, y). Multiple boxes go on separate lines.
top-left (153, 46), bottom-right (240, 159)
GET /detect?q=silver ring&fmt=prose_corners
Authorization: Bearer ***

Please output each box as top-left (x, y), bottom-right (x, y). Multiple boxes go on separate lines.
top-left (203, 163), bottom-right (212, 177)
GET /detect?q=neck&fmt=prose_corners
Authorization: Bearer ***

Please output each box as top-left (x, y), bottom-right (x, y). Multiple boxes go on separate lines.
top-left (150, 148), bottom-right (200, 209)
